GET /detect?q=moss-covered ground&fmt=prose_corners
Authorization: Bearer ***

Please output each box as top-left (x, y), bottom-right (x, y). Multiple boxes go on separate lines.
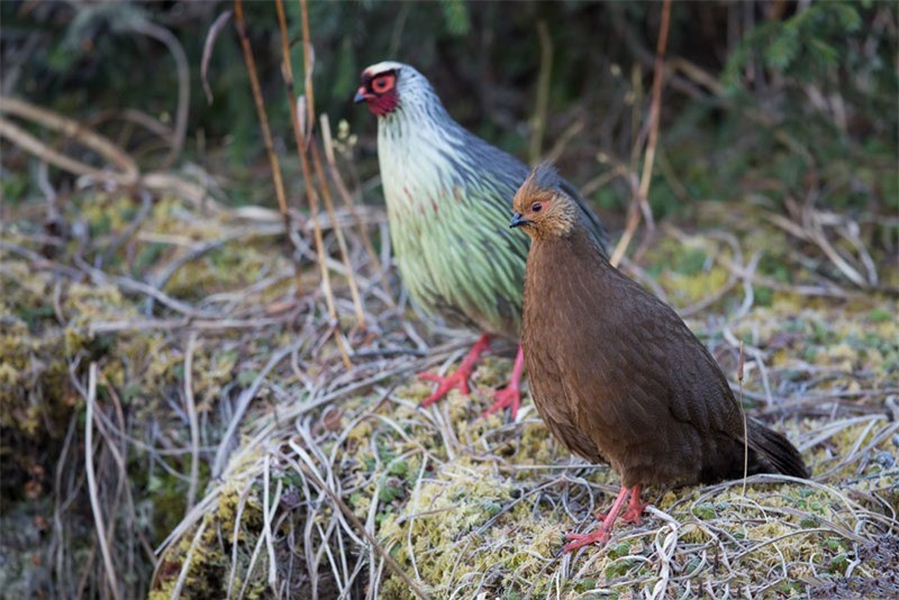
top-left (3, 175), bottom-right (894, 598)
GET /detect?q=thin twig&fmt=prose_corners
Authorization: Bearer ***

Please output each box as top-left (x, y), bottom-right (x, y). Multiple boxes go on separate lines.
top-left (183, 333), bottom-right (200, 513)
top-left (232, 0), bottom-right (302, 291)
top-left (0, 96), bottom-right (138, 178)
top-left (738, 342), bottom-right (749, 501)
top-left (262, 454), bottom-right (280, 591)
top-left (0, 99), bottom-right (221, 209)
top-left (201, 11), bottom-right (233, 105)
top-left (309, 140), bottom-right (366, 327)
top-left (610, 0), bottom-right (671, 267)
top-left (170, 520), bottom-right (208, 600)
top-left (127, 15), bottom-right (189, 168)
top-left (298, 0), bottom-right (316, 135)
top-left (277, 0), bottom-right (352, 367)
top-left (529, 20), bottom-right (552, 164)
top-left (84, 363), bottom-right (123, 600)
top-left (0, 116), bottom-right (136, 186)
top-left (321, 113), bottom-right (393, 306)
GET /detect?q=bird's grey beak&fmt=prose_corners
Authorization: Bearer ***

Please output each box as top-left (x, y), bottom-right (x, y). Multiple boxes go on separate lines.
top-left (510, 212), bottom-right (530, 228)
top-left (354, 87), bottom-right (369, 104)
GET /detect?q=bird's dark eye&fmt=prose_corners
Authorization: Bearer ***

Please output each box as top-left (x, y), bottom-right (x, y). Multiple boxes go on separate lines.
top-left (532, 203), bottom-right (543, 213)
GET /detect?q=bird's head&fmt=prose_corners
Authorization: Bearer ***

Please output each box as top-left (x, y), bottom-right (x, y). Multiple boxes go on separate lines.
top-left (354, 61), bottom-right (433, 118)
top-left (510, 163), bottom-right (578, 240)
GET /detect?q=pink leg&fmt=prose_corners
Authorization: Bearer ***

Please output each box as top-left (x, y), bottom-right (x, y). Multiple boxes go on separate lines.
top-left (563, 486), bottom-right (633, 553)
top-left (419, 334), bottom-right (490, 407)
top-left (481, 344), bottom-right (525, 419)
top-left (620, 484), bottom-right (648, 524)
top-left (597, 484), bottom-right (648, 525)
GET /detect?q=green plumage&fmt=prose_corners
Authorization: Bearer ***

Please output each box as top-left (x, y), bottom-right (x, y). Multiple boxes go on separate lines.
top-left (387, 174), bottom-right (529, 338)
top-left (370, 62), bottom-right (607, 339)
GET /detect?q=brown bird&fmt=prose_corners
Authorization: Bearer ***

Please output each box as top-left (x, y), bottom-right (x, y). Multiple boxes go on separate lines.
top-left (511, 164), bottom-right (808, 552)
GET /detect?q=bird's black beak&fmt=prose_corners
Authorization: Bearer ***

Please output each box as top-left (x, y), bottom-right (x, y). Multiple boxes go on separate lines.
top-left (354, 86), bottom-right (369, 104)
top-left (510, 212), bottom-right (530, 228)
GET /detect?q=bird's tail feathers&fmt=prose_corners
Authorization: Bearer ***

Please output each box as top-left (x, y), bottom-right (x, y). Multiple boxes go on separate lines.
top-left (747, 419), bottom-right (809, 479)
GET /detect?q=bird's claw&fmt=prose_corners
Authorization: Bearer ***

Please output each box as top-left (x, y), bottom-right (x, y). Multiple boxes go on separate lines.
top-left (619, 502), bottom-right (648, 525)
top-left (419, 369), bottom-right (472, 407)
top-left (480, 385), bottom-right (521, 419)
top-left (563, 529), bottom-right (611, 553)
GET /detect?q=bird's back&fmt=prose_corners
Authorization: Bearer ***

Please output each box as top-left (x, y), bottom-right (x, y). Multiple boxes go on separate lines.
top-left (522, 229), bottom-right (807, 487)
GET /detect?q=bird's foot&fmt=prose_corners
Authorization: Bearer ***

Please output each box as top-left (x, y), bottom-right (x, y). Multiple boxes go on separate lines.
top-left (597, 505), bottom-right (645, 525)
top-left (619, 499), bottom-right (649, 525)
top-left (563, 486), bottom-right (635, 553)
top-left (480, 344), bottom-right (525, 419)
top-left (563, 527), bottom-right (612, 552)
top-left (598, 486), bottom-right (648, 525)
top-left (419, 368), bottom-right (473, 407)
top-left (596, 496), bottom-right (649, 525)
top-left (419, 334), bottom-right (490, 408)
top-left (481, 384), bottom-right (521, 419)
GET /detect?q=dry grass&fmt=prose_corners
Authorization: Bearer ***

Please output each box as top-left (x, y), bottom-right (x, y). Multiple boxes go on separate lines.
top-left (6, 155), bottom-right (894, 597)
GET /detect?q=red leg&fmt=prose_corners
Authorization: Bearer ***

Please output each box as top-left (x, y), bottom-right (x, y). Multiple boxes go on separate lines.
top-left (481, 344), bottom-right (525, 419)
top-left (563, 486), bottom-right (633, 553)
top-left (419, 334), bottom-right (490, 407)
top-left (597, 484), bottom-right (648, 525)
top-left (620, 484), bottom-right (648, 524)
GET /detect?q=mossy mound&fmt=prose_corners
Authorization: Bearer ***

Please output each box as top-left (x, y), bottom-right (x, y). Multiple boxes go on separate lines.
top-left (155, 280), bottom-right (896, 596)
top-left (154, 360), bottom-right (896, 598)
top-left (0, 191), bottom-right (309, 596)
top-left (3, 185), bottom-right (896, 597)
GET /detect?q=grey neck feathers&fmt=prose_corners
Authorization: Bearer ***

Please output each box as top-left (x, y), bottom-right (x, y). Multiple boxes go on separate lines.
top-left (376, 70), bottom-right (529, 196)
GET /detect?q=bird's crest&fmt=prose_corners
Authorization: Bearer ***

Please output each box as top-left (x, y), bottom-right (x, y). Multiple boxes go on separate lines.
top-left (518, 162), bottom-right (560, 198)
top-left (530, 162), bottom-right (562, 192)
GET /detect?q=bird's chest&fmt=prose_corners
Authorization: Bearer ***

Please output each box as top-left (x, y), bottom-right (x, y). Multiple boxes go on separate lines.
top-left (378, 135), bottom-right (483, 322)
top-left (376, 131), bottom-right (526, 336)
top-left (522, 243), bottom-right (621, 460)
top-left (378, 130), bottom-right (458, 222)
top-left (379, 147), bottom-right (468, 283)
top-left (523, 262), bottom-right (583, 421)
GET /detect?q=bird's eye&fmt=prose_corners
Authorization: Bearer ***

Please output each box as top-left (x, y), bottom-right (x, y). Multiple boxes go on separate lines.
top-left (532, 203), bottom-right (543, 213)
top-left (372, 74), bottom-right (394, 93)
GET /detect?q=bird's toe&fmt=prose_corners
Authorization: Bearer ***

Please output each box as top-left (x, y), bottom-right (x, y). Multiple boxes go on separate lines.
top-left (481, 385), bottom-right (521, 419)
top-left (562, 529), bottom-right (610, 553)
top-left (418, 369), bottom-right (472, 407)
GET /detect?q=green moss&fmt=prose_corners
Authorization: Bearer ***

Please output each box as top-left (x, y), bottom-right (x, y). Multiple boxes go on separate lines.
top-left (5, 178), bottom-right (895, 597)
top-left (866, 308), bottom-right (893, 323)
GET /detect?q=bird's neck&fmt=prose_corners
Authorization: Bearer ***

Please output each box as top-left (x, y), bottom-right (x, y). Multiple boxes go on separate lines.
top-left (529, 228), bottom-right (611, 277)
top-left (377, 101), bottom-right (473, 213)
top-left (378, 98), bottom-right (465, 157)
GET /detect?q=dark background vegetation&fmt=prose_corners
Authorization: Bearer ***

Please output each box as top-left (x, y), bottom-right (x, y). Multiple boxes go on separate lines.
top-left (4, 1), bottom-right (896, 214)
top-left (1, 0), bottom-right (897, 597)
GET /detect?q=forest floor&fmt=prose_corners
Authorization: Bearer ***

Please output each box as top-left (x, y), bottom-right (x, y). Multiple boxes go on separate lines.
top-left (2, 177), bottom-right (896, 598)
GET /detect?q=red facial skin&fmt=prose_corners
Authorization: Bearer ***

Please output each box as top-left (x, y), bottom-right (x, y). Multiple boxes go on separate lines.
top-left (357, 71), bottom-right (399, 117)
